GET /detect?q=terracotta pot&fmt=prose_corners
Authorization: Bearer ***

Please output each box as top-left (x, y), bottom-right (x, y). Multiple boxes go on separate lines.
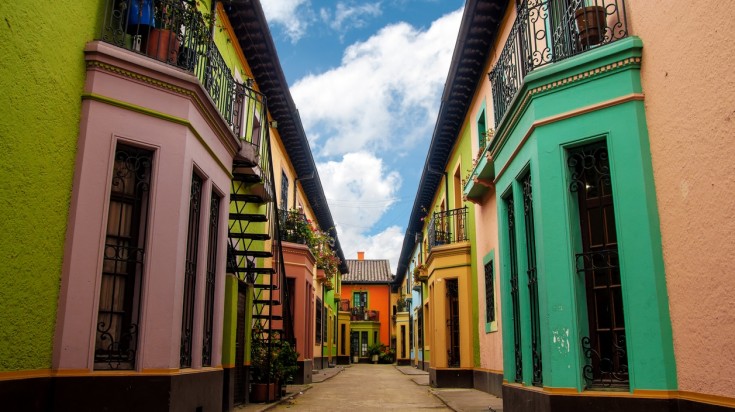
top-left (575, 6), bottom-right (607, 49)
top-left (250, 382), bottom-right (278, 403)
top-left (146, 28), bottom-right (181, 63)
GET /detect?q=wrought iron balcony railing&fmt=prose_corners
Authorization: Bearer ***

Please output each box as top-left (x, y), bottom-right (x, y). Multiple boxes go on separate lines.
top-left (100, 0), bottom-right (244, 136)
top-left (278, 209), bottom-right (312, 245)
top-left (428, 207), bottom-right (468, 251)
top-left (489, 0), bottom-right (629, 126)
top-left (351, 307), bottom-right (379, 322)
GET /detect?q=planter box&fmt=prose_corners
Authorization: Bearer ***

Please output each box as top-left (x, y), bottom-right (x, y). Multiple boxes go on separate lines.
top-left (250, 382), bottom-right (278, 403)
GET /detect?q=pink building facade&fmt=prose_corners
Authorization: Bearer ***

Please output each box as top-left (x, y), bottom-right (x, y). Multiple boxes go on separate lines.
top-left (52, 41), bottom-right (237, 410)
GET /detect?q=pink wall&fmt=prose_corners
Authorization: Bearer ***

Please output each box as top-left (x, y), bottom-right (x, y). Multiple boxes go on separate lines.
top-left (54, 42), bottom-right (237, 372)
top-left (627, 2), bottom-right (735, 398)
top-left (282, 242), bottom-right (316, 361)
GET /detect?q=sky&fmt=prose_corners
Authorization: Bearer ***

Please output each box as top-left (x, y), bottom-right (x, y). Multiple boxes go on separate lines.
top-left (261, 0), bottom-right (466, 273)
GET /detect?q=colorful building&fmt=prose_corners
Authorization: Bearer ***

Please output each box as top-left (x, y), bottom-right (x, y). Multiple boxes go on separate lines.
top-left (342, 253), bottom-right (393, 362)
top-left (393, 0), bottom-right (493, 391)
top-left (0, 0), bottom-right (346, 410)
top-left (458, 0), bottom-right (735, 411)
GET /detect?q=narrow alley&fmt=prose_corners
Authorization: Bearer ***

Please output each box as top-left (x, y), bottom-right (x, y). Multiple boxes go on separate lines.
top-left (239, 364), bottom-right (503, 412)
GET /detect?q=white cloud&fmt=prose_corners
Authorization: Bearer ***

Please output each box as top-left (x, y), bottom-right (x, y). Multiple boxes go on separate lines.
top-left (320, 2), bottom-right (383, 34)
top-left (339, 226), bottom-right (404, 275)
top-left (316, 152), bottom-right (404, 272)
top-left (260, 0), bottom-right (312, 43)
top-left (291, 8), bottom-right (463, 156)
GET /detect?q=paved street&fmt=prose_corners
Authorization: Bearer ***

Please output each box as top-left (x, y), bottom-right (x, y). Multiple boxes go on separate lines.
top-left (273, 364), bottom-right (449, 411)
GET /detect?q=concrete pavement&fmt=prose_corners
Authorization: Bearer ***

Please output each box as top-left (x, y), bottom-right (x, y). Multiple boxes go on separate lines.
top-left (237, 363), bottom-right (503, 411)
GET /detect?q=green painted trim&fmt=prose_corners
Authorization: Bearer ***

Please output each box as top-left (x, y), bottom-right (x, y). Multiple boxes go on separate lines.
top-left (221, 275), bottom-right (238, 366)
top-left (82, 92), bottom-right (234, 178)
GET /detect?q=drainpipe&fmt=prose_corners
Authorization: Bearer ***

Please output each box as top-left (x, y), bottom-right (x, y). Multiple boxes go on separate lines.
top-left (420, 282), bottom-right (425, 371)
top-left (321, 282), bottom-right (325, 369)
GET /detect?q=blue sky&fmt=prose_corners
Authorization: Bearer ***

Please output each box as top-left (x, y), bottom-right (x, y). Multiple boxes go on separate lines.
top-left (261, 0), bottom-right (465, 272)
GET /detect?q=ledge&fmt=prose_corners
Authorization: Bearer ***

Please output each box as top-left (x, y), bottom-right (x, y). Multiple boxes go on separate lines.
top-left (463, 36), bottom-right (644, 202)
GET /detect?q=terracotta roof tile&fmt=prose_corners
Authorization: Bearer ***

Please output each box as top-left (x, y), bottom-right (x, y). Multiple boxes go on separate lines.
top-left (342, 259), bottom-right (393, 284)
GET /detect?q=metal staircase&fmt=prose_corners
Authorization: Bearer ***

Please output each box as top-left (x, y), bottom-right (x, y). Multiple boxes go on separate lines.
top-left (227, 84), bottom-right (294, 399)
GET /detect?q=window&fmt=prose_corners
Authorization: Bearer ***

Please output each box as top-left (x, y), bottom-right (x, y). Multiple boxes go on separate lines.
top-left (202, 192), bottom-right (221, 367)
top-left (316, 297), bottom-right (322, 344)
top-left (417, 307), bottom-right (423, 347)
top-left (181, 173), bottom-right (203, 368)
top-left (484, 260), bottom-right (496, 325)
top-left (341, 324), bottom-right (346, 355)
top-left (568, 141), bottom-right (628, 388)
top-left (353, 291), bottom-right (367, 308)
top-left (361, 331), bottom-right (368, 356)
top-left (504, 192), bottom-right (523, 383)
top-left (521, 171), bottom-right (543, 386)
top-left (95, 144), bottom-right (153, 370)
top-left (280, 171), bottom-right (289, 211)
top-left (477, 109), bottom-right (487, 150)
top-left (373, 331), bottom-right (378, 346)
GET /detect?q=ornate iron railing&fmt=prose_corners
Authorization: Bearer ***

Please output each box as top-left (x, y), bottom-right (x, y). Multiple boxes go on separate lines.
top-left (490, 0), bottom-right (629, 126)
top-left (522, 173), bottom-right (543, 386)
top-left (351, 307), bottom-right (380, 322)
top-left (278, 209), bottom-right (312, 245)
top-left (100, 0), bottom-right (244, 135)
top-left (427, 207), bottom-right (468, 251)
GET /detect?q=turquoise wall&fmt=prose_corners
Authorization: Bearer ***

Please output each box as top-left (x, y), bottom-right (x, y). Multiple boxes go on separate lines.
top-left (494, 38), bottom-right (677, 391)
top-left (0, 1), bottom-right (102, 371)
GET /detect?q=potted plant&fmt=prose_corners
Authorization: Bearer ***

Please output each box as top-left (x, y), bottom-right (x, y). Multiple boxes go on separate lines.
top-left (249, 329), bottom-right (299, 403)
top-left (575, 1), bottom-right (607, 50)
top-left (147, 0), bottom-right (183, 63)
top-left (367, 342), bottom-right (382, 364)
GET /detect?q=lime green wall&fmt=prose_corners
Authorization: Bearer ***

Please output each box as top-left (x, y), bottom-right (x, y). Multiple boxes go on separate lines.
top-left (0, 1), bottom-right (102, 371)
top-left (494, 37), bottom-right (676, 391)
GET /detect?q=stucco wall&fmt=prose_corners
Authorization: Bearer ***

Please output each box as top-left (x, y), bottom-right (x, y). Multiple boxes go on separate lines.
top-left (0, 1), bottom-right (101, 371)
top-left (628, 1), bottom-right (735, 398)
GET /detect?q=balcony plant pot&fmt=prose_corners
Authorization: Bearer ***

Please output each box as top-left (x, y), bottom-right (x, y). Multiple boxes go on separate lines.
top-left (147, 28), bottom-right (181, 63)
top-left (250, 382), bottom-right (278, 403)
top-left (575, 6), bottom-right (607, 50)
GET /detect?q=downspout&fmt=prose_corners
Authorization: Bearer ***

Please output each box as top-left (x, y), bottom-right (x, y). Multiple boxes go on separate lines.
top-left (420, 282), bottom-right (425, 371)
top-left (321, 282), bottom-right (325, 369)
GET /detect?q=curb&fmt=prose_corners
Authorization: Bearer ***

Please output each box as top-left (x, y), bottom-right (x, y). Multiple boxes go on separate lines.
top-left (261, 384), bottom-right (313, 412)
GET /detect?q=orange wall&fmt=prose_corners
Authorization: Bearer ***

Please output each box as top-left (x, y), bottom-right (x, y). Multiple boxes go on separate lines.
top-left (341, 283), bottom-right (392, 345)
top-left (627, 2), bottom-right (735, 398)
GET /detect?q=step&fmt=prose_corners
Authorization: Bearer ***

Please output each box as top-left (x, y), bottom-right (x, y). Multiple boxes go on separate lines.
top-left (253, 283), bottom-right (279, 290)
top-left (228, 232), bottom-right (271, 241)
top-left (232, 173), bottom-right (263, 184)
top-left (233, 267), bottom-right (275, 275)
top-left (229, 213), bottom-right (267, 222)
top-left (232, 249), bottom-right (272, 258)
top-left (230, 193), bottom-right (265, 203)
top-left (254, 299), bottom-right (281, 306)
top-left (253, 314), bottom-right (283, 320)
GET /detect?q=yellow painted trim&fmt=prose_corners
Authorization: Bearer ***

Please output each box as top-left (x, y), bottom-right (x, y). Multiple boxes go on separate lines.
top-left (82, 92), bottom-right (233, 178)
top-left (505, 383), bottom-right (735, 407)
top-left (0, 369), bottom-right (52, 381)
top-left (492, 93), bottom-right (645, 184)
top-left (677, 391), bottom-right (735, 408)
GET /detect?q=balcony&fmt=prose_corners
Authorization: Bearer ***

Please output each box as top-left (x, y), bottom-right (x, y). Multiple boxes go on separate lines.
top-left (100, 0), bottom-right (246, 137)
top-left (490, 0), bottom-right (629, 126)
top-left (278, 209), bottom-right (312, 245)
top-left (348, 305), bottom-right (380, 322)
top-left (428, 207), bottom-right (468, 251)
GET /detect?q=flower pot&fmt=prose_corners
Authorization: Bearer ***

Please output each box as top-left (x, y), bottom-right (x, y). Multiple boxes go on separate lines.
top-left (372, 354), bottom-right (379, 363)
top-left (147, 28), bottom-right (181, 63)
top-left (353, 355), bottom-right (359, 363)
top-left (250, 382), bottom-right (278, 403)
top-left (575, 6), bottom-right (607, 50)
